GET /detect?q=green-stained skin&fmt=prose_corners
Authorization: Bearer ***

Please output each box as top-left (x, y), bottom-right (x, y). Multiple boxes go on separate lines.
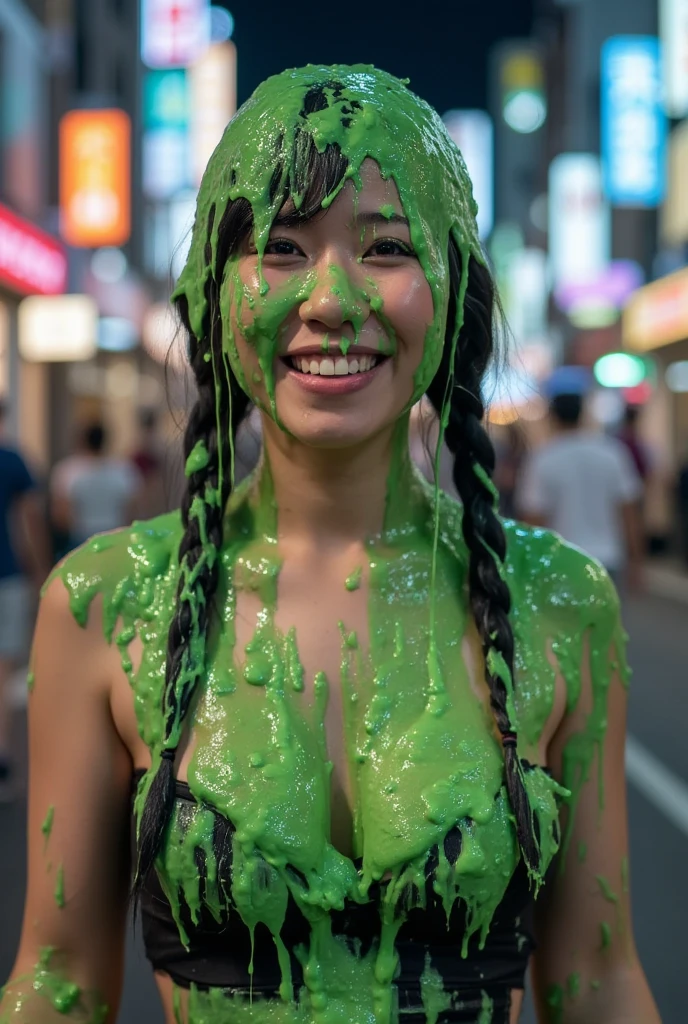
top-left (41, 805), bottom-right (55, 848)
top-left (3, 66), bottom-right (630, 1024)
top-left (0, 949), bottom-right (107, 1023)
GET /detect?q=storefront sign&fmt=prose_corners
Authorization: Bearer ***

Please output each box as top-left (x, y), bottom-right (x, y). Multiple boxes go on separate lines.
top-left (0, 202), bottom-right (67, 296)
top-left (661, 121), bottom-right (688, 246)
top-left (18, 295), bottom-right (98, 361)
top-left (660, 0), bottom-right (688, 118)
top-left (141, 0), bottom-right (211, 69)
top-left (601, 37), bottom-right (666, 207)
top-left (623, 267), bottom-right (688, 351)
top-left (60, 109), bottom-right (131, 247)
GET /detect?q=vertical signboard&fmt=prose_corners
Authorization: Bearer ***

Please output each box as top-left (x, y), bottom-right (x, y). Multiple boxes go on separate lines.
top-left (143, 70), bottom-right (190, 199)
top-left (601, 37), bottom-right (667, 207)
top-left (189, 41), bottom-right (237, 186)
top-left (60, 109), bottom-right (131, 247)
top-left (141, 0), bottom-right (211, 69)
top-left (442, 110), bottom-right (494, 239)
top-left (660, 0), bottom-right (688, 118)
top-left (549, 154), bottom-right (610, 288)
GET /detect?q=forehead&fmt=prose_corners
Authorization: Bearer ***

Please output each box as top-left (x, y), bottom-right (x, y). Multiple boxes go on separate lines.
top-left (277, 158), bottom-right (403, 223)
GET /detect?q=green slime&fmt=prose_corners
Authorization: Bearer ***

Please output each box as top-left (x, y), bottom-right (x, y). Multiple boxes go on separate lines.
top-left (8, 65), bottom-right (630, 1024)
top-left (43, 474), bottom-right (624, 1023)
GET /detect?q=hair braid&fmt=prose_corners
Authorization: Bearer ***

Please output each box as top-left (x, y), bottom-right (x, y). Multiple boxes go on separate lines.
top-left (134, 206), bottom-right (250, 894)
top-left (427, 252), bottom-right (540, 878)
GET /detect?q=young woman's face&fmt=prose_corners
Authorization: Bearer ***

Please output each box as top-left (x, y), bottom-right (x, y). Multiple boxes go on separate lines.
top-left (228, 159), bottom-right (438, 449)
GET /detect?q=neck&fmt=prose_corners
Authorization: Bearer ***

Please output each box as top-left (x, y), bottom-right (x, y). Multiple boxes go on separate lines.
top-left (252, 414), bottom-right (419, 549)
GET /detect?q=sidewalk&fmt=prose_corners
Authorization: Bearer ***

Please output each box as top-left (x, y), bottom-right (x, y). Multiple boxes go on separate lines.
top-left (644, 559), bottom-right (688, 604)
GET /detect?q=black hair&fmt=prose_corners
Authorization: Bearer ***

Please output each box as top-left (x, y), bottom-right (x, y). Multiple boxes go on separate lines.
top-left (134, 89), bottom-right (540, 893)
top-left (426, 252), bottom-right (540, 875)
top-left (551, 392), bottom-right (583, 427)
top-left (84, 423), bottom-right (106, 453)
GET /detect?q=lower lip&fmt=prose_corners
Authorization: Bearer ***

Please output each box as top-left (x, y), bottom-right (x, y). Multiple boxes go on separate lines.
top-left (284, 360), bottom-right (386, 395)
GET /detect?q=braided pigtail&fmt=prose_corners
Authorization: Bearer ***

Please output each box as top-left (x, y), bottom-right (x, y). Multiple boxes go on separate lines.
top-left (134, 205), bottom-right (250, 894)
top-left (426, 250), bottom-right (540, 878)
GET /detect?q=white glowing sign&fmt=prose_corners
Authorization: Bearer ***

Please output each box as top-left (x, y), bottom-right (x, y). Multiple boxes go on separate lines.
top-left (548, 154), bottom-right (610, 288)
top-left (141, 0), bottom-right (211, 69)
top-left (189, 41), bottom-right (237, 186)
top-left (18, 295), bottom-right (98, 362)
top-left (442, 110), bottom-right (494, 239)
top-left (660, 0), bottom-right (688, 118)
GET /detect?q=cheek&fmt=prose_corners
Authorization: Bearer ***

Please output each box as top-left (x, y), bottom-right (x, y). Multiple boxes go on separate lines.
top-left (380, 272), bottom-right (436, 354)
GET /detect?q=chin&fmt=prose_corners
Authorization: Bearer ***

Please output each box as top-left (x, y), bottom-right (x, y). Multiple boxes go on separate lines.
top-left (280, 411), bottom-right (384, 451)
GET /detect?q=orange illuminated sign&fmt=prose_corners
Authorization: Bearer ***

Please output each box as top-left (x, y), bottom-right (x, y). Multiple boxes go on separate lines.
top-left (623, 267), bottom-right (688, 351)
top-left (60, 109), bottom-right (131, 247)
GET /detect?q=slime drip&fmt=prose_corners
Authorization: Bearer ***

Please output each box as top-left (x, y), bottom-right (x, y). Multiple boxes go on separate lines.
top-left (8, 64), bottom-right (630, 1024)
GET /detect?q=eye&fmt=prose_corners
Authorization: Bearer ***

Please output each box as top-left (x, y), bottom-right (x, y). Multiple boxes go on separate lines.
top-left (263, 237), bottom-right (304, 257)
top-left (364, 238), bottom-right (415, 258)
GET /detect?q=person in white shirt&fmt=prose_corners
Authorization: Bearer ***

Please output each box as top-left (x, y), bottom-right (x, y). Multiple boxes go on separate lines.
top-left (517, 392), bottom-right (644, 587)
top-left (51, 423), bottom-right (142, 550)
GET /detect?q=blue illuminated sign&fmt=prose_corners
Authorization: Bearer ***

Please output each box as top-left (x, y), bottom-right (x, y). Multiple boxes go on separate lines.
top-left (601, 36), bottom-right (667, 207)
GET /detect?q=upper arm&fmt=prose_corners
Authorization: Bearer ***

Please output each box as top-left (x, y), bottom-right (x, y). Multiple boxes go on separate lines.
top-left (5, 576), bottom-right (133, 1019)
top-left (531, 595), bottom-right (658, 1021)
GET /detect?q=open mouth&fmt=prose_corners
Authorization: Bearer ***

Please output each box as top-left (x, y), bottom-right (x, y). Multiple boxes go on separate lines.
top-left (284, 353), bottom-right (388, 376)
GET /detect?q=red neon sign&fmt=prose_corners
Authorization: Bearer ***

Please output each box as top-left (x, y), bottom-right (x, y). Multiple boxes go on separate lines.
top-left (0, 202), bottom-right (68, 296)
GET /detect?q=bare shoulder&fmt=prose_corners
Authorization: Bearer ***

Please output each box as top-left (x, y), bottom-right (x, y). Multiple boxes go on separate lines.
top-left (44, 510), bottom-right (183, 643)
top-left (502, 519), bottom-right (620, 634)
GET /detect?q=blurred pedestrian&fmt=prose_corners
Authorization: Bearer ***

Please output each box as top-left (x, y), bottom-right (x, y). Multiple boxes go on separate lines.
top-left (493, 422), bottom-right (527, 519)
top-left (617, 404), bottom-right (650, 484)
top-left (0, 400), bottom-right (50, 796)
top-left (50, 422), bottom-right (142, 549)
top-left (679, 453), bottom-right (688, 567)
top-left (518, 392), bottom-right (644, 589)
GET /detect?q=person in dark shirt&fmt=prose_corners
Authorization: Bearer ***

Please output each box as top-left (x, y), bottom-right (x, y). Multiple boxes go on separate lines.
top-left (0, 401), bottom-right (50, 793)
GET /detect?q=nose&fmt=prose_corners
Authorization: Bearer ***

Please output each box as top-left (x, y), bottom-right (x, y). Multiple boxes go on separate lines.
top-left (299, 263), bottom-right (369, 332)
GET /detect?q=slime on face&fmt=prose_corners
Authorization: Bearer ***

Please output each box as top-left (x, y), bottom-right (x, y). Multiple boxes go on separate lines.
top-left (7, 66), bottom-right (630, 1024)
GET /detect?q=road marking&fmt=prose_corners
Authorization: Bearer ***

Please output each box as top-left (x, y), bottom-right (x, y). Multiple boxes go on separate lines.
top-left (626, 734), bottom-right (688, 840)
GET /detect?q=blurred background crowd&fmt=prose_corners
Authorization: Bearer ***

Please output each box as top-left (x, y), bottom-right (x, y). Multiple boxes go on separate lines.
top-left (1, 0), bottom-right (688, 1021)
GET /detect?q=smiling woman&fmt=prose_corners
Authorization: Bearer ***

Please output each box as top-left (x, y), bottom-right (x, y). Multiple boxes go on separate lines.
top-left (0, 65), bottom-right (660, 1024)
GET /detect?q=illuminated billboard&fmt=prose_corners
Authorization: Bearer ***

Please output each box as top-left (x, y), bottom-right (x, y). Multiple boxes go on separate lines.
top-left (0, 202), bottom-right (67, 296)
top-left (59, 109), bottom-right (131, 247)
top-left (660, 0), bottom-right (688, 118)
top-left (141, 0), bottom-right (211, 69)
top-left (189, 41), bottom-right (237, 186)
top-left (442, 110), bottom-right (494, 239)
top-left (548, 154), bottom-right (610, 289)
top-left (601, 36), bottom-right (667, 207)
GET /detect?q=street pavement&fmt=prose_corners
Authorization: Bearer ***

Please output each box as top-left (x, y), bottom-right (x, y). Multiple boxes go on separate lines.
top-left (0, 588), bottom-right (685, 1023)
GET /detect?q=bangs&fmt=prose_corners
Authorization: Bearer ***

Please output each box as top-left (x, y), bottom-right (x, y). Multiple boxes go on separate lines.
top-left (214, 86), bottom-right (351, 279)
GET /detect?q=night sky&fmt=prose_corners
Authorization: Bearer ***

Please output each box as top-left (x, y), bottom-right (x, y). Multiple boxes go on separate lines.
top-left (221, 0), bottom-right (535, 117)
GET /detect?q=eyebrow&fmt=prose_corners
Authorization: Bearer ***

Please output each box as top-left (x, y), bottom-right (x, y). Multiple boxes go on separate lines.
top-left (356, 211), bottom-right (409, 227)
top-left (270, 209), bottom-right (409, 228)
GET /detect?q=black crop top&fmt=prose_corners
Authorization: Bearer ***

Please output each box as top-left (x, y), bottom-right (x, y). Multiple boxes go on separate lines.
top-left (132, 771), bottom-right (544, 1024)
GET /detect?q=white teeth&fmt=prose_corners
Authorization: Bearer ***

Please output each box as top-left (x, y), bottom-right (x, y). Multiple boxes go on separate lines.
top-left (290, 353), bottom-right (383, 375)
